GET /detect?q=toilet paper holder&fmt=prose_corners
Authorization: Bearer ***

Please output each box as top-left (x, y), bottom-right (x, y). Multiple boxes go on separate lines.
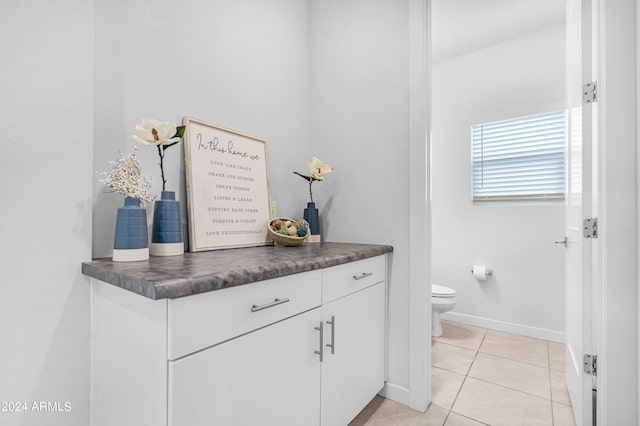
top-left (470, 266), bottom-right (493, 276)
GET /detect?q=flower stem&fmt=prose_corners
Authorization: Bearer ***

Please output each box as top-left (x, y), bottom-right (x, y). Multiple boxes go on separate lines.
top-left (309, 180), bottom-right (313, 203)
top-left (157, 145), bottom-right (166, 191)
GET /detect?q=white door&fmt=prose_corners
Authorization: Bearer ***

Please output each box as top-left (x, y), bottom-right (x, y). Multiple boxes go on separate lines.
top-left (565, 0), bottom-right (596, 424)
top-left (320, 283), bottom-right (385, 426)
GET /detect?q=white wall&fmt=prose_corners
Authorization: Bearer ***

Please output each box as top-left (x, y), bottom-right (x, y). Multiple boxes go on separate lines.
top-left (637, 0), bottom-right (640, 419)
top-left (432, 25), bottom-right (567, 340)
top-left (0, 1), bottom-right (94, 425)
top-left (309, 0), bottom-right (414, 397)
top-left (597, 0), bottom-right (638, 422)
top-left (93, 0), bottom-right (313, 257)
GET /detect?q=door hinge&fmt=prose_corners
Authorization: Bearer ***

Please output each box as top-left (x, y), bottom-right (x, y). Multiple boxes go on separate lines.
top-left (583, 354), bottom-right (597, 376)
top-left (583, 82), bottom-right (597, 103)
top-left (583, 218), bottom-right (598, 239)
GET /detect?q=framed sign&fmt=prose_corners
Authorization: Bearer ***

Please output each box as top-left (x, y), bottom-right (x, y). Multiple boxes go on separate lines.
top-left (183, 117), bottom-right (272, 251)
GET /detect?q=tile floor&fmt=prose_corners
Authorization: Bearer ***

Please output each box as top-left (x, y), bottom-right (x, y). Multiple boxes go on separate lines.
top-left (350, 320), bottom-right (576, 426)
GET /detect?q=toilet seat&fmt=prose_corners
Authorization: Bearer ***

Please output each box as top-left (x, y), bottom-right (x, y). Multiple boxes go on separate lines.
top-left (432, 284), bottom-right (456, 298)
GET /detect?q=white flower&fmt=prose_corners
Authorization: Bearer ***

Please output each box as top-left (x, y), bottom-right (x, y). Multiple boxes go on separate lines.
top-left (294, 157), bottom-right (335, 203)
top-left (99, 149), bottom-right (155, 204)
top-left (132, 118), bottom-right (180, 146)
top-left (307, 157), bottom-right (334, 180)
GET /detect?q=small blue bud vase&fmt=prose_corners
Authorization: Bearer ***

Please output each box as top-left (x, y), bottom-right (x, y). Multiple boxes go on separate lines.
top-left (112, 197), bottom-right (149, 262)
top-left (303, 202), bottom-right (321, 242)
top-left (149, 190), bottom-right (184, 256)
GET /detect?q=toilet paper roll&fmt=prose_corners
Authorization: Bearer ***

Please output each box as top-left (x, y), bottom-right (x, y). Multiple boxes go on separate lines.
top-left (472, 265), bottom-right (488, 281)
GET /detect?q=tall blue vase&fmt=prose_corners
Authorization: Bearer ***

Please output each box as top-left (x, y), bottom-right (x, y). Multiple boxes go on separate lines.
top-left (112, 197), bottom-right (149, 262)
top-left (303, 202), bottom-right (320, 242)
top-left (149, 190), bottom-right (184, 256)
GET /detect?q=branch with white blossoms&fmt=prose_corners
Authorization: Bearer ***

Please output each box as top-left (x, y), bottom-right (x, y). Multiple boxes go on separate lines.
top-left (293, 157), bottom-right (334, 203)
top-left (99, 148), bottom-right (155, 205)
top-left (132, 118), bottom-right (185, 192)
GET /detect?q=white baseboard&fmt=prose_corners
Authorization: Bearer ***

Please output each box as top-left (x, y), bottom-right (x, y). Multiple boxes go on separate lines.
top-left (442, 312), bottom-right (566, 343)
top-left (379, 382), bottom-right (411, 407)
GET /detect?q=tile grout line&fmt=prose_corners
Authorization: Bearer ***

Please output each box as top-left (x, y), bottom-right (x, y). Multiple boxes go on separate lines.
top-left (434, 324), bottom-right (567, 426)
top-left (548, 340), bottom-right (556, 426)
top-left (444, 329), bottom-right (489, 425)
top-left (467, 338), bottom-right (559, 407)
top-left (464, 375), bottom-right (557, 403)
top-left (475, 348), bottom-right (551, 370)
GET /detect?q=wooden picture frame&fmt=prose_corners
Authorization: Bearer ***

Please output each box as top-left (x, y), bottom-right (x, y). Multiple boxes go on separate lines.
top-left (182, 117), bottom-right (272, 251)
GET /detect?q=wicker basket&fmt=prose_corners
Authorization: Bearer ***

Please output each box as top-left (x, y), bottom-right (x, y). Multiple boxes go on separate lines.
top-left (267, 218), bottom-right (309, 247)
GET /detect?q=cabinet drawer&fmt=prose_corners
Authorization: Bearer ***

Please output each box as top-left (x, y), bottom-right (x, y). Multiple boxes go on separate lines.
top-left (168, 270), bottom-right (321, 360)
top-left (169, 308), bottom-right (321, 426)
top-left (322, 256), bottom-right (386, 303)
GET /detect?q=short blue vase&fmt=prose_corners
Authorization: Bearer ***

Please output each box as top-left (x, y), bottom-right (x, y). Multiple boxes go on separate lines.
top-left (112, 197), bottom-right (149, 262)
top-left (149, 191), bottom-right (184, 256)
top-left (303, 202), bottom-right (320, 240)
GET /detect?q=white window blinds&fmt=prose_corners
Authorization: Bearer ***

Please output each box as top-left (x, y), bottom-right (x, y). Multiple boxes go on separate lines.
top-left (472, 111), bottom-right (565, 204)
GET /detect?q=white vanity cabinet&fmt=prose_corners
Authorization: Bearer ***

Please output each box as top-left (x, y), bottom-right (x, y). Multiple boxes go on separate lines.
top-left (89, 253), bottom-right (387, 426)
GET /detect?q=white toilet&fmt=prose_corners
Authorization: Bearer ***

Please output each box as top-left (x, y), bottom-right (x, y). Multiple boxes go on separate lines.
top-left (432, 284), bottom-right (457, 337)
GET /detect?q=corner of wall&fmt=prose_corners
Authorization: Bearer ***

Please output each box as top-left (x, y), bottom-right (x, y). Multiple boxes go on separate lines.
top-left (636, 0), bottom-right (640, 421)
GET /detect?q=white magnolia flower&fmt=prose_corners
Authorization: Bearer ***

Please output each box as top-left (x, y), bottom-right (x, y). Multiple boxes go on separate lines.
top-left (132, 118), bottom-right (180, 146)
top-left (307, 157), bottom-right (334, 181)
top-left (294, 156), bottom-right (335, 203)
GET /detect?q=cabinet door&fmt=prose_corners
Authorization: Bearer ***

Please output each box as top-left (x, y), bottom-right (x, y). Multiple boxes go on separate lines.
top-left (321, 282), bottom-right (385, 426)
top-left (169, 308), bottom-right (322, 426)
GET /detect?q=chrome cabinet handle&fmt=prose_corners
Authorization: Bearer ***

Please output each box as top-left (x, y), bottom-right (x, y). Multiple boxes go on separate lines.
top-left (250, 297), bottom-right (290, 312)
top-left (326, 316), bottom-right (335, 355)
top-left (353, 272), bottom-right (373, 281)
top-left (315, 322), bottom-right (324, 362)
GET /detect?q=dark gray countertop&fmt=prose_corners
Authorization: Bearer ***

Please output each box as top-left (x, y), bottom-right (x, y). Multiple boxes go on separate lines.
top-left (82, 242), bottom-right (393, 300)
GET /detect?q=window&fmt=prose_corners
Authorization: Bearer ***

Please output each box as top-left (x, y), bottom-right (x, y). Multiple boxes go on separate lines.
top-left (472, 111), bottom-right (565, 204)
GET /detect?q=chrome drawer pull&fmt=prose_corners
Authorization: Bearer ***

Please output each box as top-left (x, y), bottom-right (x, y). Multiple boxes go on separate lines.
top-left (352, 272), bottom-right (373, 281)
top-left (315, 322), bottom-right (324, 362)
top-left (250, 297), bottom-right (290, 312)
top-left (326, 316), bottom-right (335, 355)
